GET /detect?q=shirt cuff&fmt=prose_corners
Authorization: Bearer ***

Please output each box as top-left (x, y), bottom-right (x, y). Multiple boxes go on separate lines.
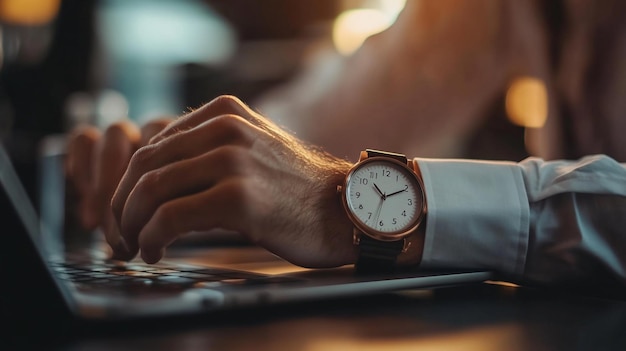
top-left (415, 158), bottom-right (530, 276)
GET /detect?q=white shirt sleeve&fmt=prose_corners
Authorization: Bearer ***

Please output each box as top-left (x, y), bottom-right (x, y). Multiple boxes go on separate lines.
top-left (415, 155), bottom-right (626, 286)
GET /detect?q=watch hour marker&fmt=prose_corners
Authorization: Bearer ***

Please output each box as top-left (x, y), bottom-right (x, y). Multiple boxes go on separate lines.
top-left (345, 158), bottom-right (423, 234)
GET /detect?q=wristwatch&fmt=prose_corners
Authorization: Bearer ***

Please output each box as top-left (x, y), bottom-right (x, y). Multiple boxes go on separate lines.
top-left (338, 149), bottom-right (427, 273)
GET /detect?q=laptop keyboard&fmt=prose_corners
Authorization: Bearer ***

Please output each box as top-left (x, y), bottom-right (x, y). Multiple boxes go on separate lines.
top-left (49, 258), bottom-right (301, 292)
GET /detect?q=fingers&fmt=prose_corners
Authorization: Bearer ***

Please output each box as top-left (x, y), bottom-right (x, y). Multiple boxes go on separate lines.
top-left (137, 178), bottom-right (253, 263)
top-left (150, 95), bottom-right (260, 144)
top-left (119, 145), bottom-right (251, 243)
top-left (140, 118), bottom-right (173, 146)
top-left (138, 175), bottom-right (254, 263)
top-left (65, 126), bottom-right (101, 228)
top-left (67, 123), bottom-right (140, 231)
top-left (65, 118), bottom-right (176, 260)
top-left (66, 126), bottom-right (100, 193)
top-left (89, 122), bottom-right (141, 255)
top-left (93, 122), bottom-right (141, 208)
top-left (111, 115), bottom-right (260, 233)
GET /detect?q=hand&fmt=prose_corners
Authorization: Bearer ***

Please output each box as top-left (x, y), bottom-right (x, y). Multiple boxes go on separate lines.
top-left (371, 183), bottom-right (386, 229)
top-left (110, 95), bottom-right (357, 268)
top-left (65, 117), bottom-right (173, 256)
top-left (386, 187), bottom-right (407, 198)
top-left (372, 195), bottom-right (384, 230)
top-left (373, 182), bottom-right (386, 200)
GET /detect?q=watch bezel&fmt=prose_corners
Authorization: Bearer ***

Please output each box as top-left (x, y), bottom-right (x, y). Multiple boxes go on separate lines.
top-left (340, 156), bottom-right (427, 242)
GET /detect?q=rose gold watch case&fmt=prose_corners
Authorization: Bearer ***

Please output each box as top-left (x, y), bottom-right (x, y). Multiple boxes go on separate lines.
top-left (338, 155), bottom-right (427, 243)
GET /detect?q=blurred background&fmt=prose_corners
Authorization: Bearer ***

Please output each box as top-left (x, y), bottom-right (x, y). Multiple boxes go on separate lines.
top-left (0, 0), bottom-right (543, 208)
top-left (0, 0), bottom-right (425, 203)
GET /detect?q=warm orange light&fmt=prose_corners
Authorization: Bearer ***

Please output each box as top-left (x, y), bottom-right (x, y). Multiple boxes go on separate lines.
top-left (505, 77), bottom-right (548, 128)
top-left (332, 9), bottom-right (393, 56)
top-left (0, 0), bottom-right (61, 25)
top-left (332, 0), bottom-right (406, 56)
top-left (306, 324), bottom-right (525, 351)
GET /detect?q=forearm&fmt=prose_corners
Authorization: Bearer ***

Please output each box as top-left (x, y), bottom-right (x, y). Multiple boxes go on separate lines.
top-left (257, 0), bottom-right (517, 160)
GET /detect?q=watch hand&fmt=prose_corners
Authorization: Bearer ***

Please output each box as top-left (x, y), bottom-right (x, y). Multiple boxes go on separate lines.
top-left (373, 183), bottom-right (386, 200)
top-left (387, 188), bottom-right (407, 198)
top-left (373, 196), bottom-right (384, 229)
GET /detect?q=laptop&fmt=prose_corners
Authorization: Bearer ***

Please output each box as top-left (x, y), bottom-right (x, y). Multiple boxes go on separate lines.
top-left (0, 136), bottom-right (493, 335)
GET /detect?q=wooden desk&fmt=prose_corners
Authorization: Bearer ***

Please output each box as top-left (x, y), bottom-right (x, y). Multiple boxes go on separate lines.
top-left (12, 282), bottom-right (623, 351)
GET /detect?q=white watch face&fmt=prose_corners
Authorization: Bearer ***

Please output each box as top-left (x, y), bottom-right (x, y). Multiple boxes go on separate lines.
top-left (345, 158), bottom-right (424, 235)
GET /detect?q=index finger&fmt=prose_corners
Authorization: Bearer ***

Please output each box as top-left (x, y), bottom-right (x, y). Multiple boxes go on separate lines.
top-left (150, 95), bottom-right (256, 144)
top-left (140, 118), bottom-right (173, 146)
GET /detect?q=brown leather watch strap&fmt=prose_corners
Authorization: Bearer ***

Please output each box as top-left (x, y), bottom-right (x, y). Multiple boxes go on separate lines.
top-left (365, 149), bottom-right (408, 164)
top-left (355, 235), bottom-right (405, 274)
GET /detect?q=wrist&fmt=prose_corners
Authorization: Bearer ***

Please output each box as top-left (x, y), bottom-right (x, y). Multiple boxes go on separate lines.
top-left (320, 159), bottom-right (359, 267)
top-left (338, 150), bottom-right (427, 272)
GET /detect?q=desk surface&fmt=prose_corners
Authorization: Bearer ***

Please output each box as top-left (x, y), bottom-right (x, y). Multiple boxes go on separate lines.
top-left (3, 240), bottom-right (625, 350)
top-left (7, 282), bottom-right (624, 351)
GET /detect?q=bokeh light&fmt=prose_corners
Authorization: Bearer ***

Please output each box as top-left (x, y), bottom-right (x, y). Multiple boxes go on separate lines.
top-left (0, 0), bottom-right (60, 25)
top-left (332, 0), bottom-right (405, 56)
top-left (505, 77), bottom-right (548, 128)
